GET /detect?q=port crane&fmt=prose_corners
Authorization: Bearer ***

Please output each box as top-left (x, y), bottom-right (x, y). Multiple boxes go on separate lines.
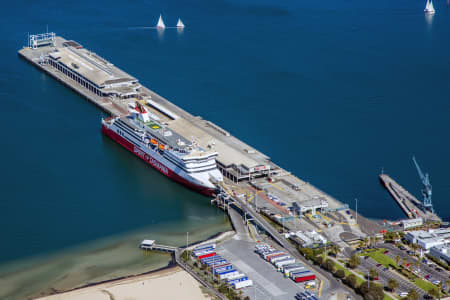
top-left (412, 156), bottom-right (433, 213)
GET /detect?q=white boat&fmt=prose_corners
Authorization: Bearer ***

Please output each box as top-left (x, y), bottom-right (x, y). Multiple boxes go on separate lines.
top-left (424, 0), bottom-right (435, 14)
top-left (101, 102), bottom-right (223, 196)
top-left (176, 18), bottom-right (185, 28)
top-left (156, 14), bottom-right (166, 29)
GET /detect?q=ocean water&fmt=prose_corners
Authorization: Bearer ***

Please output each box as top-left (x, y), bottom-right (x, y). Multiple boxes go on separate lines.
top-left (1, 0), bottom-right (450, 297)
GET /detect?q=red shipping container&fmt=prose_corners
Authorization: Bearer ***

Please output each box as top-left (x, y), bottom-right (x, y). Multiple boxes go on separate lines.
top-left (198, 252), bottom-right (216, 260)
top-left (294, 275), bottom-right (316, 283)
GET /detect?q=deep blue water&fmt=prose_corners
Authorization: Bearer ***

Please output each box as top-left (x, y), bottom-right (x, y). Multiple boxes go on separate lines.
top-left (1, 0), bottom-right (450, 265)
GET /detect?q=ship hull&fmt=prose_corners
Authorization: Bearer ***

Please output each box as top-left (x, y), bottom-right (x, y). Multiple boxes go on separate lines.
top-left (102, 124), bottom-right (216, 197)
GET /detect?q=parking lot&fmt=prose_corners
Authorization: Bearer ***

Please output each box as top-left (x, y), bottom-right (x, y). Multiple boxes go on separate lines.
top-left (216, 238), bottom-right (317, 300)
top-left (381, 243), bottom-right (450, 287)
top-left (357, 254), bottom-right (425, 298)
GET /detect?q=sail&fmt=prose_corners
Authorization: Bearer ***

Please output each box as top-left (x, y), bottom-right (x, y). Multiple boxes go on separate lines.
top-left (425, 0), bottom-right (430, 11)
top-left (176, 18), bottom-right (185, 28)
top-left (157, 14), bottom-right (166, 29)
top-left (429, 0), bottom-right (435, 11)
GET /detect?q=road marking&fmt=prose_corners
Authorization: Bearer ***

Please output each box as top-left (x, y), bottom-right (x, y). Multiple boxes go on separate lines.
top-left (270, 182), bottom-right (284, 191)
top-left (318, 279), bottom-right (324, 298)
top-left (248, 222), bottom-right (257, 242)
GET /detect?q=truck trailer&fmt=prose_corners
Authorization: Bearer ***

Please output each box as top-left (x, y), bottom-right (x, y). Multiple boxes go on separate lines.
top-left (233, 279), bottom-right (253, 289)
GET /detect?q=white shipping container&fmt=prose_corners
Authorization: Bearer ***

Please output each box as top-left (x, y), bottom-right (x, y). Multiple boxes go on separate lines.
top-left (219, 271), bottom-right (239, 280)
top-left (227, 273), bottom-right (246, 280)
top-left (233, 279), bottom-right (253, 289)
top-left (270, 255), bottom-right (290, 263)
top-left (275, 258), bottom-right (296, 268)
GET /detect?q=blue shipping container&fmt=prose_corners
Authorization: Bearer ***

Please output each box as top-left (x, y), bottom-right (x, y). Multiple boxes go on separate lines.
top-left (201, 255), bottom-right (222, 262)
top-left (214, 265), bottom-right (233, 273)
top-left (216, 268), bottom-right (236, 275)
top-left (207, 259), bottom-right (226, 266)
top-left (228, 276), bottom-right (249, 284)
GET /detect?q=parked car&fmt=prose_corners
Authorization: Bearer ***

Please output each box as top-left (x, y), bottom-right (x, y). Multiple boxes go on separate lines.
top-left (432, 280), bottom-right (441, 285)
top-left (384, 250), bottom-right (389, 254)
top-left (425, 274), bottom-right (431, 279)
top-left (399, 292), bottom-right (408, 297)
top-left (364, 256), bottom-right (369, 259)
top-left (377, 264), bottom-right (382, 267)
top-left (399, 246), bottom-right (406, 250)
top-left (383, 267), bottom-right (389, 271)
top-left (435, 267), bottom-right (442, 272)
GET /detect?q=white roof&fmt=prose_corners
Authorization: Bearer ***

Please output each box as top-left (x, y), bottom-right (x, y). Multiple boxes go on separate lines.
top-left (141, 239), bottom-right (155, 245)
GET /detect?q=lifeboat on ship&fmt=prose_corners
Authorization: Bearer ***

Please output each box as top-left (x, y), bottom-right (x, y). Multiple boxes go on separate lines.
top-left (150, 139), bottom-right (158, 145)
top-left (158, 144), bottom-right (165, 150)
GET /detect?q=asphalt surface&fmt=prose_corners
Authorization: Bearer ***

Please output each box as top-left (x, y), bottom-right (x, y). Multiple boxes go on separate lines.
top-left (381, 243), bottom-right (449, 287)
top-left (229, 196), bottom-right (361, 300)
top-left (357, 253), bottom-right (425, 297)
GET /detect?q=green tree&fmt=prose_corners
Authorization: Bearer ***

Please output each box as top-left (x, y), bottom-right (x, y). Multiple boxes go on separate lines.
top-left (407, 289), bottom-right (419, 300)
top-left (369, 268), bottom-right (378, 280)
top-left (315, 255), bottom-right (323, 266)
top-left (345, 274), bottom-right (358, 289)
top-left (428, 288), bottom-right (439, 299)
top-left (335, 269), bottom-right (346, 279)
top-left (359, 281), bottom-right (384, 300)
top-left (387, 278), bottom-right (399, 292)
top-left (330, 244), bottom-right (340, 257)
top-left (324, 259), bottom-right (336, 273)
top-left (348, 254), bottom-right (360, 269)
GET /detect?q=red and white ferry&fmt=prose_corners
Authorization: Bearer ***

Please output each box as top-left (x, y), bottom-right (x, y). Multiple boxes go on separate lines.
top-left (102, 103), bottom-right (223, 196)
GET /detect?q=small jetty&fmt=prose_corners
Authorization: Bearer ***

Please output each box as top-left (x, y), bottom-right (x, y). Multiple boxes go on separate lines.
top-left (379, 174), bottom-right (440, 221)
top-left (140, 239), bottom-right (177, 253)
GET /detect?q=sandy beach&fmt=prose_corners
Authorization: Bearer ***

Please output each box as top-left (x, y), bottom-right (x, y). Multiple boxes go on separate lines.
top-left (36, 266), bottom-right (212, 300)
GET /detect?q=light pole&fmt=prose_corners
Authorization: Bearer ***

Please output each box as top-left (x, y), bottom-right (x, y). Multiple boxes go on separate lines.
top-left (186, 232), bottom-right (189, 261)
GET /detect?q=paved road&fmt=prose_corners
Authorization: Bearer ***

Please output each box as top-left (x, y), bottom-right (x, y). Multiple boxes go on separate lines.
top-left (230, 197), bottom-right (361, 299)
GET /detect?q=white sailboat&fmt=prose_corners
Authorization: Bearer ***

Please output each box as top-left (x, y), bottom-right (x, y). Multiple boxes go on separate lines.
top-left (156, 14), bottom-right (166, 29)
top-left (176, 18), bottom-right (185, 28)
top-left (424, 0), bottom-right (436, 14)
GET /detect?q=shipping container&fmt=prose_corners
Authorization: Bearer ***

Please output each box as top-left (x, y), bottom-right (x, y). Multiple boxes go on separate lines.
top-left (194, 249), bottom-right (213, 257)
top-left (233, 279), bottom-right (253, 289)
top-left (201, 255), bottom-right (223, 263)
top-left (284, 266), bottom-right (305, 276)
top-left (263, 250), bottom-right (283, 260)
top-left (212, 263), bottom-right (231, 270)
top-left (227, 272), bottom-right (246, 280)
top-left (292, 272), bottom-right (316, 283)
top-left (275, 258), bottom-right (296, 268)
top-left (194, 243), bottom-right (216, 251)
top-left (198, 252), bottom-right (216, 260)
top-left (216, 268), bottom-right (237, 275)
top-left (227, 275), bottom-right (249, 285)
top-left (268, 254), bottom-right (289, 263)
top-left (206, 259), bottom-right (226, 266)
top-left (282, 263), bottom-right (303, 272)
top-left (218, 270), bottom-right (239, 280)
top-left (213, 265), bottom-right (233, 274)
top-left (290, 270), bottom-right (312, 278)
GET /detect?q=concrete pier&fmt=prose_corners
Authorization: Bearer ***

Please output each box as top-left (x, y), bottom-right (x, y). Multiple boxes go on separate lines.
top-left (379, 174), bottom-right (440, 221)
top-left (19, 33), bottom-right (348, 225)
